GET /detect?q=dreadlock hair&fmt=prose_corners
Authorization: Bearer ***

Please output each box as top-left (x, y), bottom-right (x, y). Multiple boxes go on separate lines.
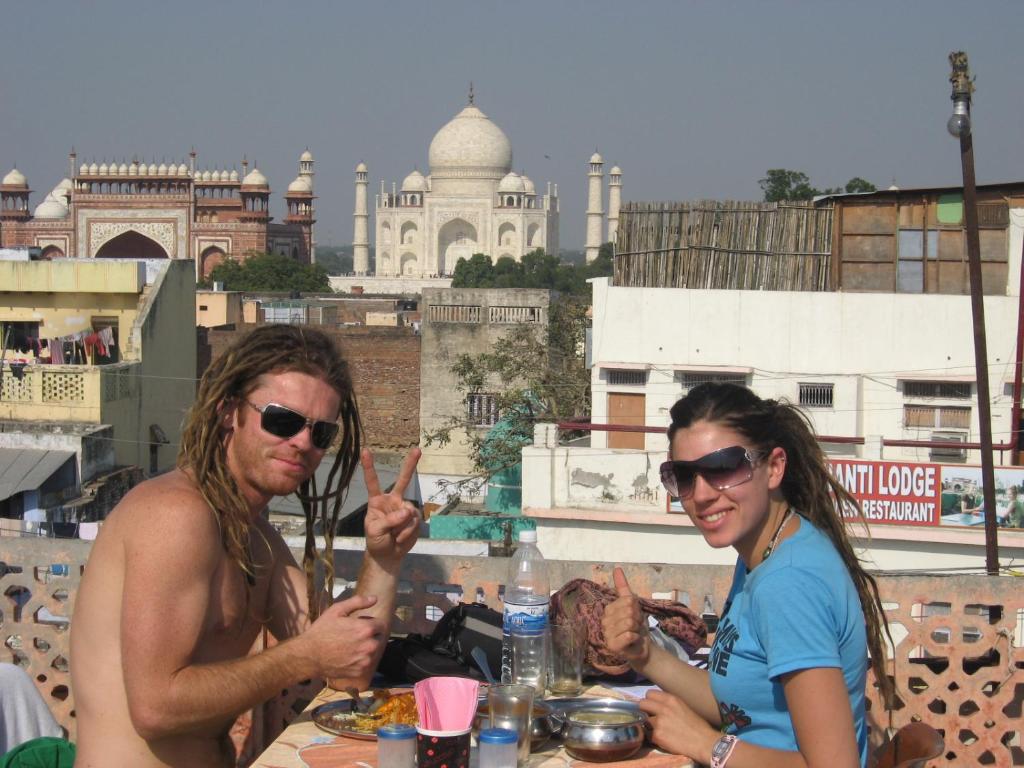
top-left (178, 324), bottom-right (362, 582)
top-left (668, 382), bottom-right (895, 708)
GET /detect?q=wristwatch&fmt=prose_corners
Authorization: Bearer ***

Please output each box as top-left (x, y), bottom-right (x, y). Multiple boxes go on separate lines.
top-left (710, 734), bottom-right (738, 768)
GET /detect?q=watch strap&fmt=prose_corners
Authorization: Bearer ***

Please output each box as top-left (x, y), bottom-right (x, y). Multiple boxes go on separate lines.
top-left (710, 734), bottom-right (739, 768)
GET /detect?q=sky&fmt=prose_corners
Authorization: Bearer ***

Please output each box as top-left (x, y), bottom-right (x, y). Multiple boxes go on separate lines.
top-left (2, 2), bottom-right (1022, 250)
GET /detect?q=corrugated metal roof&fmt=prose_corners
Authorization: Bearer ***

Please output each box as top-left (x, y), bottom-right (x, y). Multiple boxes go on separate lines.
top-left (0, 448), bottom-right (76, 502)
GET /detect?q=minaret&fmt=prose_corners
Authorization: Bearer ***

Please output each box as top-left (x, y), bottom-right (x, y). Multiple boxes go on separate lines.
top-left (607, 165), bottom-right (622, 247)
top-left (300, 149), bottom-right (316, 263)
top-left (353, 161), bottom-right (370, 275)
top-left (585, 151), bottom-right (604, 263)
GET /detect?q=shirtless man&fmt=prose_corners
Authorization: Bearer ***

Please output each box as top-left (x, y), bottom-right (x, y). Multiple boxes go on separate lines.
top-left (70, 325), bottom-right (421, 767)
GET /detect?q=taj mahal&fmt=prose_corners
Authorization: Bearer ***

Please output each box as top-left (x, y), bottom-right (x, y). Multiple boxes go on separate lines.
top-left (352, 91), bottom-right (623, 277)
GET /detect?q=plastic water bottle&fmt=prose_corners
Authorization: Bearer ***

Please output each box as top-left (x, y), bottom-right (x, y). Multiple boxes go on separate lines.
top-left (501, 529), bottom-right (550, 691)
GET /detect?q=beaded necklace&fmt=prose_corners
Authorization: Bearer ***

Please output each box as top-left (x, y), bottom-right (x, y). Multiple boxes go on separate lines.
top-left (760, 508), bottom-right (794, 562)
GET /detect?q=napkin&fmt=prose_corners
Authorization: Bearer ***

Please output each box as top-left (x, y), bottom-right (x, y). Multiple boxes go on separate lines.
top-left (413, 677), bottom-right (480, 731)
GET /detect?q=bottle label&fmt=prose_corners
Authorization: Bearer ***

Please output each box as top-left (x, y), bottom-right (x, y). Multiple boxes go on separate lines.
top-left (503, 600), bottom-right (549, 634)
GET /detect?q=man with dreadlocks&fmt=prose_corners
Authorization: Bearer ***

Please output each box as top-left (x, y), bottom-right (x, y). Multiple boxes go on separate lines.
top-left (69, 325), bottom-right (422, 767)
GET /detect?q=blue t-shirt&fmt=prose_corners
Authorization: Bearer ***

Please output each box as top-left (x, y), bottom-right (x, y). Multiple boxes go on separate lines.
top-left (708, 517), bottom-right (869, 766)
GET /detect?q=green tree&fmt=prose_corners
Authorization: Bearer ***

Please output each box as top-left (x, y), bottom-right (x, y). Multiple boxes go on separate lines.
top-left (759, 169), bottom-right (823, 202)
top-left (422, 295), bottom-right (590, 478)
top-left (844, 177), bottom-right (877, 194)
top-left (760, 169), bottom-right (875, 201)
top-left (199, 252), bottom-right (330, 292)
top-left (451, 253), bottom-right (496, 288)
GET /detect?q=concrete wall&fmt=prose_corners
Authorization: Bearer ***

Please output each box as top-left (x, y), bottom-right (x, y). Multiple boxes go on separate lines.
top-left (589, 277), bottom-right (1019, 464)
top-left (195, 290), bottom-right (243, 328)
top-left (419, 287), bottom-right (552, 476)
top-left (328, 275), bottom-right (452, 294)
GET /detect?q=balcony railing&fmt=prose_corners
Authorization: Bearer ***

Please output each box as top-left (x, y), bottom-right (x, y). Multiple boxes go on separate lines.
top-left (1, 537), bottom-right (1020, 766)
top-left (0, 362), bottom-right (139, 422)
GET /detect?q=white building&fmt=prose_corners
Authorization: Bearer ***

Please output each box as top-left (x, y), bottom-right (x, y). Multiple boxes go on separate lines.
top-left (518, 199), bottom-right (1024, 571)
top-left (355, 93), bottom-right (560, 277)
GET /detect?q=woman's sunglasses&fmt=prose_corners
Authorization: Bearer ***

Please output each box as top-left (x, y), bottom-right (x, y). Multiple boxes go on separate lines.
top-left (659, 445), bottom-right (763, 500)
top-left (245, 401), bottom-right (339, 450)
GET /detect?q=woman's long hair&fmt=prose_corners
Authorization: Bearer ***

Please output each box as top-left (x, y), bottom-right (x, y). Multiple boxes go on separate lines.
top-left (178, 324), bottom-right (362, 582)
top-left (668, 382), bottom-right (895, 707)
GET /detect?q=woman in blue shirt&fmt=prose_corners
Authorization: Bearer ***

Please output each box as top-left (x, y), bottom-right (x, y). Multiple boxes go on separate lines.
top-left (603, 383), bottom-right (892, 768)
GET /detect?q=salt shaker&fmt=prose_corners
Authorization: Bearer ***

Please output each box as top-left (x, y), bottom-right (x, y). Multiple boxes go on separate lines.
top-left (478, 727), bottom-right (518, 768)
top-left (377, 723), bottom-right (416, 767)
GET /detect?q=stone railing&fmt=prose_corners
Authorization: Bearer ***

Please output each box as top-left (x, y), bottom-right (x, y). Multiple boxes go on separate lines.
top-left (2, 538), bottom-right (1022, 765)
top-left (0, 362), bottom-right (140, 421)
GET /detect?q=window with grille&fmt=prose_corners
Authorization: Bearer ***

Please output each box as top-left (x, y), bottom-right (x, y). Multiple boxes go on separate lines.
top-left (903, 381), bottom-right (971, 399)
top-left (904, 405), bottom-right (970, 430)
top-left (489, 306), bottom-right (541, 324)
top-left (467, 393), bottom-right (499, 427)
top-left (930, 432), bottom-right (967, 461)
top-left (798, 383), bottom-right (834, 408)
top-left (607, 369), bottom-right (647, 386)
top-left (428, 304), bottom-right (482, 323)
top-left (676, 371), bottom-right (747, 392)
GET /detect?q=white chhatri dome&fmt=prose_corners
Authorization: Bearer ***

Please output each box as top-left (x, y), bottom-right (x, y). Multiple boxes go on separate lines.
top-left (590, 151), bottom-right (603, 164)
top-left (300, 149), bottom-right (313, 162)
top-left (242, 168), bottom-right (269, 187)
top-left (2, 168), bottom-right (27, 187)
top-left (521, 175), bottom-right (535, 195)
top-left (34, 193), bottom-right (69, 219)
top-left (401, 169), bottom-right (427, 192)
top-left (610, 165), bottom-right (622, 176)
top-left (355, 161), bottom-right (368, 173)
top-left (428, 105), bottom-right (512, 176)
top-left (498, 171), bottom-right (525, 194)
top-left (287, 175), bottom-right (312, 193)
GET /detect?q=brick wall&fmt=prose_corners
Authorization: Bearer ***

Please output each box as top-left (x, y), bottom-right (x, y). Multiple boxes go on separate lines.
top-left (199, 324), bottom-right (420, 451)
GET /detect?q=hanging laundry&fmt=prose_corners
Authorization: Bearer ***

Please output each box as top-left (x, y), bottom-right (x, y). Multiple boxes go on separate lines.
top-left (10, 362), bottom-right (26, 380)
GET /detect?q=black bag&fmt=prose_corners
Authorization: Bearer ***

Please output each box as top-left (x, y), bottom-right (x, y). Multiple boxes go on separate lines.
top-left (377, 603), bottom-right (504, 684)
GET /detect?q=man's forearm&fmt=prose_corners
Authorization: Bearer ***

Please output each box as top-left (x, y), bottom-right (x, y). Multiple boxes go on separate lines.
top-left (131, 634), bottom-right (316, 740)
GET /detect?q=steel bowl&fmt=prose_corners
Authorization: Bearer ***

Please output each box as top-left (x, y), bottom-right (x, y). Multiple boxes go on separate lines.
top-left (560, 706), bottom-right (646, 763)
top-left (472, 698), bottom-right (556, 752)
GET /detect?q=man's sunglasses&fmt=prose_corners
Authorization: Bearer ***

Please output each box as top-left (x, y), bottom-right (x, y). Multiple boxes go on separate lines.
top-left (659, 445), bottom-right (763, 500)
top-left (245, 401), bottom-right (339, 450)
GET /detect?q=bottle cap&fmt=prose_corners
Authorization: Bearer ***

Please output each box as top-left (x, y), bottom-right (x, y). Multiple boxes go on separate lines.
top-left (518, 529), bottom-right (537, 543)
top-left (479, 727), bottom-right (518, 744)
top-left (377, 724), bottom-right (416, 740)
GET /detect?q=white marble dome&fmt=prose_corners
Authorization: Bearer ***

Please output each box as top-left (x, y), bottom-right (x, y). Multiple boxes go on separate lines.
top-left (34, 193), bottom-right (69, 219)
top-left (428, 105), bottom-right (512, 176)
top-left (229, 169), bottom-right (239, 181)
top-left (55, 178), bottom-right (73, 195)
top-left (355, 161), bottom-right (368, 173)
top-left (242, 168), bottom-right (269, 187)
top-left (401, 169), bottom-right (427, 192)
top-left (287, 175), bottom-right (312, 193)
top-left (498, 171), bottom-right (525, 194)
top-left (89, 163), bottom-right (99, 174)
top-left (99, 163), bottom-right (109, 175)
top-left (522, 175), bottom-right (535, 195)
top-left (178, 163), bottom-right (188, 176)
top-left (590, 151), bottom-right (603, 164)
top-left (300, 149), bottom-right (313, 162)
top-left (2, 168), bottom-right (27, 186)
top-left (610, 165), bottom-right (622, 176)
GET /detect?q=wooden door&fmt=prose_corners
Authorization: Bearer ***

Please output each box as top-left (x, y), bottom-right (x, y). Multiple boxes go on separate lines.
top-left (608, 393), bottom-right (646, 450)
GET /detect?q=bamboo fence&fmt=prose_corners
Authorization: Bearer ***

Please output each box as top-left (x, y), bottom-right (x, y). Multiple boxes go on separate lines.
top-left (613, 200), bottom-right (834, 291)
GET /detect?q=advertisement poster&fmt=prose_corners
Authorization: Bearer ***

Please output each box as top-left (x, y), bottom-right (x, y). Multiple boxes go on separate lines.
top-left (666, 457), bottom-right (1024, 530)
top-left (828, 458), bottom-right (1024, 530)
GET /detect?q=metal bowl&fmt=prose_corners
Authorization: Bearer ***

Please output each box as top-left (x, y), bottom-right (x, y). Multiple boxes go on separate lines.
top-left (472, 698), bottom-right (556, 752)
top-left (560, 706), bottom-right (646, 763)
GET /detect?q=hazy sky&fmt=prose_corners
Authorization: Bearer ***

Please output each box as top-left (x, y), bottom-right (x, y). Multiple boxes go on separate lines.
top-left (3, 2), bottom-right (1021, 249)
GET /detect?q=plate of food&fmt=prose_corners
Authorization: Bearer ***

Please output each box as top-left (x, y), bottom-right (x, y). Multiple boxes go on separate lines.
top-left (312, 690), bottom-right (418, 740)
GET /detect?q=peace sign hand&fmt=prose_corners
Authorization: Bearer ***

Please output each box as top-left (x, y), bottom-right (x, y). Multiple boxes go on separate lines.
top-left (362, 447), bottom-right (422, 568)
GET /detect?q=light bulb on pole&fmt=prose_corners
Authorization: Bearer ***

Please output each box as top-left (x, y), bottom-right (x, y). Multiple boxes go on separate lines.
top-left (946, 100), bottom-right (971, 138)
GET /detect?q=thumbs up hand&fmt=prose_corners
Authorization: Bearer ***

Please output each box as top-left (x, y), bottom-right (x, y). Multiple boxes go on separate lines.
top-left (602, 566), bottom-right (651, 667)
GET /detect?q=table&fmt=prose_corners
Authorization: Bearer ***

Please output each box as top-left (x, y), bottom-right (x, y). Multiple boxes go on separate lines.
top-left (250, 684), bottom-right (693, 767)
